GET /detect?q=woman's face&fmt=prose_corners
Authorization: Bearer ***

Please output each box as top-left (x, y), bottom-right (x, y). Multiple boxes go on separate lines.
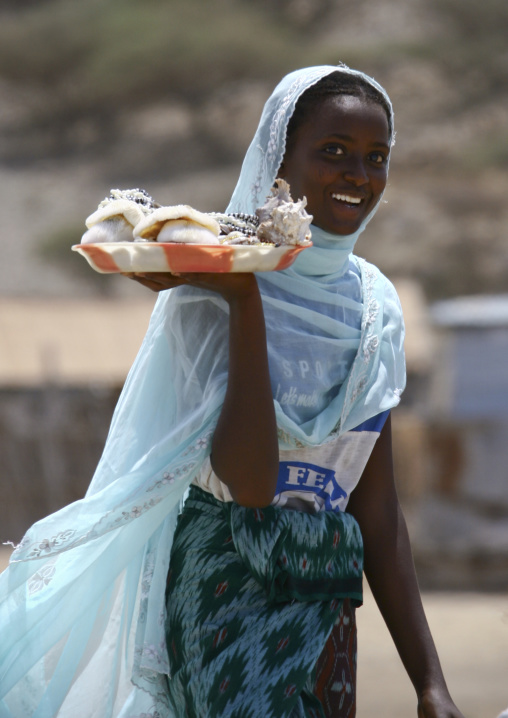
top-left (278, 94), bottom-right (391, 236)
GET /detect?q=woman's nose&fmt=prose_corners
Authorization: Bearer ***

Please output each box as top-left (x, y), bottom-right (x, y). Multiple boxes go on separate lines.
top-left (343, 157), bottom-right (369, 186)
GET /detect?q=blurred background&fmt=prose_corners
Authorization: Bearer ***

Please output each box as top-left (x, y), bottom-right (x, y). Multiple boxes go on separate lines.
top-left (0, 0), bottom-right (507, 715)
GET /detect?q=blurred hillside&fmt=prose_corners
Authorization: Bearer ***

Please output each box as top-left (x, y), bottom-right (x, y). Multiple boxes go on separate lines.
top-left (0, 0), bottom-right (507, 299)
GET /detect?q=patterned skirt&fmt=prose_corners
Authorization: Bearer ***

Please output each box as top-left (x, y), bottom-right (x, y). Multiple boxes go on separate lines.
top-left (165, 486), bottom-right (363, 718)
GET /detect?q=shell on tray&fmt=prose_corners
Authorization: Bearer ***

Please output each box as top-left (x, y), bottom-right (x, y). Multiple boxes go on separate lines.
top-left (81, 216), bottom-right (135, 245)
top-left (221, 231), bottom-right (261, 245)
top-left (255, 178), bottom-right (312, 246)
top-left (157, 219), bottom-right (220, 245)
top-left (85, 199), bottom-right (147, 231)
top-left (81, 189), bottom-right (158, 244)
top-left (133, 205), bottom-right (220, 244)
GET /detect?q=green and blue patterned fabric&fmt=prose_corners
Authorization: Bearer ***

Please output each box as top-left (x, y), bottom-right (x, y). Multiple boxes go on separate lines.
top-left (166, 487), bottom-right (363, 718)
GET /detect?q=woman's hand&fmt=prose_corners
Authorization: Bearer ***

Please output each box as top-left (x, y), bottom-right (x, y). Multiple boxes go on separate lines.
top-left (417, 686), bottom-right (466, 717)
top-left (122, 271), bottom-right (259, 304)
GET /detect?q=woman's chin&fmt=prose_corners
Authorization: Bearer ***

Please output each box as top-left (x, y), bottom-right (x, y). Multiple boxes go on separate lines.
top-left (312, 219), bottom-right (363, 237)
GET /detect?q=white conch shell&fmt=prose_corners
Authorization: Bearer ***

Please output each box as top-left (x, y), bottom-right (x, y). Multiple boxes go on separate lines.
top-left (81, 216), bottom-right (134, 245)
top-left (133, 205), bottom-right (220, 243)
top-left (256, 178), bottom-right (313, 246)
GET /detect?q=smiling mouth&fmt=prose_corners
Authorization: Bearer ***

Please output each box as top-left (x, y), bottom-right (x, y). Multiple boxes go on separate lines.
top-left (331, 193), bottom-right (364, 206)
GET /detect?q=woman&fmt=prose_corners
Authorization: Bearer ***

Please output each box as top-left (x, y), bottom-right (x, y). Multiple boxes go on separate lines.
top-left (0, 66), bottom-right (463, 717)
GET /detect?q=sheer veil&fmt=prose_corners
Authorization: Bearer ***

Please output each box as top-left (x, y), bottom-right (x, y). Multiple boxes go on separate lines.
top-left (0, 65), bottom-right (405, 717)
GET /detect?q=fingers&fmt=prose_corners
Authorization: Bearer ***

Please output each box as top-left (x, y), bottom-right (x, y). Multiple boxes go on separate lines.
top-left (121, 272), bottom-right (187, 292)
top-left (120, 270), bottom-right (258, 299)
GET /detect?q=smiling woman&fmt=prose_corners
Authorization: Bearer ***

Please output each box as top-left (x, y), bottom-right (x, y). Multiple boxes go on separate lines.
top-left (0, 66), bottom-right (464, 718)
top-left (278, 93), bottom-right (390, 236)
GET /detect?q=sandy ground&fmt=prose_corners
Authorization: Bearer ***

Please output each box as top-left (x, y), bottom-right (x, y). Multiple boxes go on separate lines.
top-left (356, 587), bottom-right (508, 718)
top-left (1, 548), bottom-right (507, 717)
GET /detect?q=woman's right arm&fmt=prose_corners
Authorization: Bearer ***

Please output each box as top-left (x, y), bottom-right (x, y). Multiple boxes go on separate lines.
top-left (126, 271), bottom-right (279, 507)
top-left (210, 273), bottom-right (279, 506)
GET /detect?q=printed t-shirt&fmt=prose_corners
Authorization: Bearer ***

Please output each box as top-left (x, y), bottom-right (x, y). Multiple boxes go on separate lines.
top-left (193, 410), bottom-right (389, 513)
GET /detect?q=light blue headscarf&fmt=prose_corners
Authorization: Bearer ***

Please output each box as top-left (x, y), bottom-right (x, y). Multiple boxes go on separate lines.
top-left (0, 66), bottom-right (405, 717)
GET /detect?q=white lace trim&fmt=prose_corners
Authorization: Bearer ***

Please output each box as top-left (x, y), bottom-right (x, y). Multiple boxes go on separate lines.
top-left (338, 259), bottom-right (380, 429)
top-left (250, 69), bottom-right (334, 210)
top-left (10, 430), bottom-right (214, 562)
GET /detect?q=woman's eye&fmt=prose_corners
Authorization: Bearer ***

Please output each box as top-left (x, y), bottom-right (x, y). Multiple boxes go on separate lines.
top-left (369, 152), bottom-right (387, 165)
top-left (324, 145), bottom-right (345, 156)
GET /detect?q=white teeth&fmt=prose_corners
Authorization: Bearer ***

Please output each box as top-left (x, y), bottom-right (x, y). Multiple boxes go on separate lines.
top-left (332, 193), bottom-right (362, 204)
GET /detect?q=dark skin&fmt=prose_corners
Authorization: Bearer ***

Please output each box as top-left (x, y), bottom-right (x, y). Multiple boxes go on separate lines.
top-left (278, 94), bottom-right (390, 236)
top-left (127, 93), bottom-right (465, 716)
top-left (348, 416), bottom-right (464, 718)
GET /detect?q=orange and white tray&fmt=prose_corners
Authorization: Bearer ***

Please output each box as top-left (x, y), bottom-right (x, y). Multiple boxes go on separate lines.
top-left (72, 242), bottom-right (310, 274)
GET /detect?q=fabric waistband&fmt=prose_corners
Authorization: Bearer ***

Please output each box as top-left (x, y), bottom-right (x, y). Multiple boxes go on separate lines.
top-left (184, 485), bottom-right (363, 605)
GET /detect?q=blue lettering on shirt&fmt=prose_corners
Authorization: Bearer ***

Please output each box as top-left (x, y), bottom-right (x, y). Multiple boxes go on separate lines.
top-left (276, 461), bottom-right (348, 511)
